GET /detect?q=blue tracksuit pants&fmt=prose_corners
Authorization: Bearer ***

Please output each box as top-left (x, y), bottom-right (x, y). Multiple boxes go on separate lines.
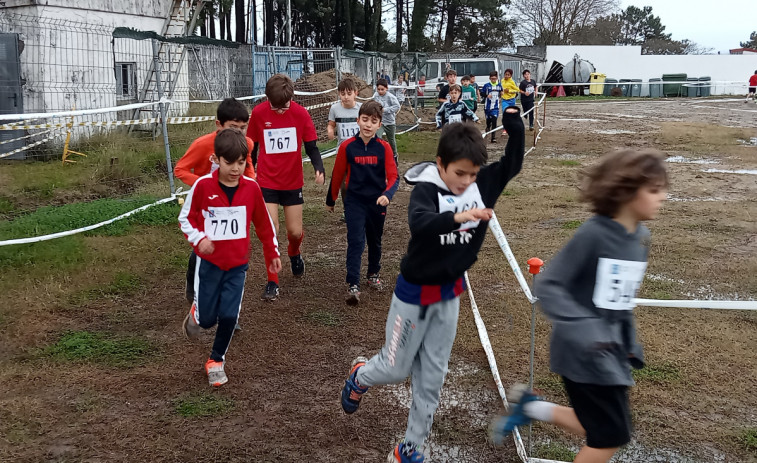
top-left (344, 194), bottom-right (387, 287)
top-left (193, 258), bottom-right (248, 362)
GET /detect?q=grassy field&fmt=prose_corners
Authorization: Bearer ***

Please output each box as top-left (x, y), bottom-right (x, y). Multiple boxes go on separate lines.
top-left (0, 98), bottom-right (756, 462)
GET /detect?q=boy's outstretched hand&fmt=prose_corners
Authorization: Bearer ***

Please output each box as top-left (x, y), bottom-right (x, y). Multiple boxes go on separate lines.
top-left (376, 195), bottom-right (390, 206)
top-left (454, 208), bottom-right (493, 223)
top-left (315, 170), bottom-right (325, 185)
top-left (268, 258), bottom-right (282, 274)
top-left (197, 238), bottom-right (215, 255)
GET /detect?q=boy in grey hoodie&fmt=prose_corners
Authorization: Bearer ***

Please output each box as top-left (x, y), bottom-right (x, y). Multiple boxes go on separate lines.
top-left (491, 149), bottom-right (669, 463)
top-left (373, 78), bottom-right (401, 164)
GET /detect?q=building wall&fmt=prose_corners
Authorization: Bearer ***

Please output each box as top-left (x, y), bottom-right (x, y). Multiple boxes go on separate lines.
top-left (545, 45), bottom-right (756, 96)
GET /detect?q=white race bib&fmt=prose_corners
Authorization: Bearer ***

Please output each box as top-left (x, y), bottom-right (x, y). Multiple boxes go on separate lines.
top-left (438, 183), bottom-right (483, 231)
top-left (338, 122), bottom-right (360, 140)
top-left (448, 114), bottom-right (462, 124)
top-left (204, 206), bottom-right (247, 241)
top-left (264, 127), bottom-right (297, 154)
top-left (461, 92), bottom-right (472, 100)
top-left (593, 258), bottom-right (647, 310)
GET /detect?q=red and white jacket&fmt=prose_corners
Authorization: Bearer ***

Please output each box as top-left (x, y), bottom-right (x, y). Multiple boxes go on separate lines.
top-left (178, 170), bottom-right (279, 271)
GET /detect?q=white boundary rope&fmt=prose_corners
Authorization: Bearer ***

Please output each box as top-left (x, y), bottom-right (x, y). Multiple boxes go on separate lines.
top-left (0, 194), bottom-right (183, 246)
top-left (0, 131), bottom-right (63, 159)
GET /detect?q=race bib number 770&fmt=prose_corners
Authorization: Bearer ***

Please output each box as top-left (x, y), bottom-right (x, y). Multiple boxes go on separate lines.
top-left (204, 206), bottom-right (247, 241)
top-left (592, 258), bottom-right (647, 310)
top-left (264, 127), bottom-right (297, 154)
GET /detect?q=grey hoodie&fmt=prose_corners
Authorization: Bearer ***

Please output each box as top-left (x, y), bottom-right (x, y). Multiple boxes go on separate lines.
top-left (535, 215), bottom-right (649, 386)
top-left (372, 91), bottom-right (400, 125)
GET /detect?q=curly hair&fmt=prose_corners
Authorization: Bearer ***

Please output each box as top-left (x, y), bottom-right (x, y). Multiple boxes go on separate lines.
top-left (580, 149), bottom-right (669, 217)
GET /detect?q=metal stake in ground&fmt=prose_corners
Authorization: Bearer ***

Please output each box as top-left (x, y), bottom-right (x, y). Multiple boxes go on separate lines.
top-left (526, 256), bottom-right (544, 457)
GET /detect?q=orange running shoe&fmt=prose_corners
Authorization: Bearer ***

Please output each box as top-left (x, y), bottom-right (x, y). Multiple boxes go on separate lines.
top-left (205, 359), bottom-right (228, 387)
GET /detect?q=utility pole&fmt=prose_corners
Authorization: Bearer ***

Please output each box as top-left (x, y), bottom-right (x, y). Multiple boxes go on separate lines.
top-left (286, 0), bottom-right (291, 46)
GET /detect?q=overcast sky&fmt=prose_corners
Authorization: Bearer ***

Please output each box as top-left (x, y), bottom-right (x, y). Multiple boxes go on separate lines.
top-left (620, 0), bottom-right (754, 53)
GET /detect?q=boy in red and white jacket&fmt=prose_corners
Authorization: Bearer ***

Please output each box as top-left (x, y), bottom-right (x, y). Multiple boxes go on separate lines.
top-left (178, 128), bottom-right (282, 387)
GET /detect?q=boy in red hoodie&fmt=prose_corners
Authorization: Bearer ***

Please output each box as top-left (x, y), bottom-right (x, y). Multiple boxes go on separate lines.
top-left (178, 128), bottom-right (281, 387)
top-left (174, 98), bottom-right (256, 304)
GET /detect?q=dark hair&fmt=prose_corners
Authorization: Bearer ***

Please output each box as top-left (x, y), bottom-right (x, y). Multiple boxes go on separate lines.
top-left (376, 78), bottom-right (389, 88)
top-left (489, 70), bottom-right (498, 78)
top-left (580, 149), bottom-right (669, 217)
top-left (445, 68), bottom-right (457, 77)
top-left (359, 100), bottom-right (383, 122)
top-left (214, 128), bottom-right (249, 163)
top-left (216, 98), bottom-right (249, 125)
top-left (522, 69), bottom-right (531, 76)
top-left (338, 78), bottom-right (357, 93)
top-left (265, 74), bottom-right (294, 108)
top-left (461, 75), bottom-right (471, 82)
top-left (504, 68), bottom-right (514, 76)
top-left (448, 83), bottom-right (462, 93)
top-left (437, 122), bottom-right (488, 168)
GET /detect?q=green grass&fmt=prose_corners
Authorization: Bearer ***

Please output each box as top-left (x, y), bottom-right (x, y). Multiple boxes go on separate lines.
top-left (70, 271), bottom-right (142, 305)
top-left (43, 330), bottom-right (152, 368)
top-left (561, 219), bottom-right (582, 230)
top-left (174, 393), bottom-right (235, 417)
top-left (0, 236), bottom-right (86, 272)
top-left (559, 160), bottom-right (581, 166)
top-left (0, 196), bottom-right (16, 215)
top-left (641, 275), bottom-right (679, 300)
top-left (534, 442), bottom-right (577, 460)
top-left (304, 309), bottom-right (341, 326)
top-left (396, 131), bottom-right (438, 161)
top-left (535, 373), bottom-right (564, 395)
top-left (0, 196), bottom-right (181, 241)
top-left (738, 428), bottom-right (757, 453)
top-left (632, 361), bottom-right (682, 384)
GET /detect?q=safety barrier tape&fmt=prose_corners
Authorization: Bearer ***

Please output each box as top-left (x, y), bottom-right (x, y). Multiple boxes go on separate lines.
top-left (0, 194), bottom-right (184, 246)
top-left (0, 132), bottom-right (63, 159)
top-left (0, 128), bottom-right (55, 144)
top-left (0, 100), bottom-right (162, 121)
top-left (0, 116), bottom-right (220, 131)
top-left (634, 298), bottom-right (757, 310)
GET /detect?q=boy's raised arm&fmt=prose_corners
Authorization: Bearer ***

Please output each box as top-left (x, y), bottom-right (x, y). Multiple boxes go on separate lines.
top-left (477, 107), bottom-right (525, 205)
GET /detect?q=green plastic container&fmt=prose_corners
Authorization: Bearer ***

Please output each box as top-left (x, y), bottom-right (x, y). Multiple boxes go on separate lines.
top-left (603, 78), bottom-right (618, 96)
top-left (630, 79), bottom-right (642, 97)
top-left (649, 78), bottom-right (662, 98)
top-left (685, 77), bottom-right (699, 97)
top-left (619, 78), bottom-right (632, 96)
top-left (699, 76), bottom-right (712, 97)
top-left (662, 73), bottom-right (687, 97)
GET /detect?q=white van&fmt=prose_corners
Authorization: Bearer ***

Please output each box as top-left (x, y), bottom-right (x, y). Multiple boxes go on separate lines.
top-left (420, 57), bottom-right (500, 96)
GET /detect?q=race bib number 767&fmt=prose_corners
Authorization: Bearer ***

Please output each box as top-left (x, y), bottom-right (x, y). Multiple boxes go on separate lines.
top-left (264, 127), bottom-right (297, 154)
top-left (592, 258), bottom-right (647, 310)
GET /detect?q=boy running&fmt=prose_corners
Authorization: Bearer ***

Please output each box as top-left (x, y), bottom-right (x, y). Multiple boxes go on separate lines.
top-left (373, 78), bottom-right (401, 164)
top-left (491, 150), bottom-right (669, 463)
top-left (246, 74), bottom-right (325, 301)
top-left (174, 98), bottom-right (256, 305)
top-left (746, 70), bottom-right (757, 103)
top-left (435, 84), bottom-right (479, 128)
top-left (481, 71), bottom-right (503, 143)
top-left (340, 109), bottom-right (526, 462)
top-left (460, 75), bottom-right (477, 113)
top-left (326, 101), bottom-right (399, 305)
top-left (179, 128), bottom-right (281, 387)
top-left (519, 69), bottom-right (536, 131)
top-left (328, 78), bottom-right (362, 145)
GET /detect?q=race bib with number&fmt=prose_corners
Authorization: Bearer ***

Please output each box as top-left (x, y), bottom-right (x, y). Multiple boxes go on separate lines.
top-left (438, 182), bottom-right (484, 231)
top-left (461, 93), bottom-right (472, 100)
top-left (264, 127), bottom-right (297, 154)
top-left (204, 206), bottom-right (247, 241)
top-left (593, 258), bottom-right (647, 310)
top-left (448, 114), bottom-right (462, 124)
top-left (338, 122), bottom-right (359, 140)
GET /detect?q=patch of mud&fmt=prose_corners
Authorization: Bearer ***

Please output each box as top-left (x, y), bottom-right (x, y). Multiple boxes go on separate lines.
top-left (557, 118), bottom-right (600, 122)
top-left (703, 168), bottom-right (757, 175)
top-left (666, 156), bottom-right (718, 164)
top-left (543, 153), bottom-right (583, 160)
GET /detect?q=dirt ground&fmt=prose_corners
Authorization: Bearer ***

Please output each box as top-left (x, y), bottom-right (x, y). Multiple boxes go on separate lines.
top-left (1, 97), bottom-right (756, 462)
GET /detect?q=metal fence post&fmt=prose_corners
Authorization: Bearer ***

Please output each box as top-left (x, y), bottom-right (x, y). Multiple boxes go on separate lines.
top-left (335, 46), bottom-right (342, 86)
top-left (153, 38), bottom-right (176, 195)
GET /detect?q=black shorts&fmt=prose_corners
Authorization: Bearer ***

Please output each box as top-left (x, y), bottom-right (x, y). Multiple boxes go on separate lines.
top-left (260, 187), bottom-right (304, 206)
top-left (562, 377), bottom-right (632, 449)
top-left (750, 87), bottom-right (756, 94)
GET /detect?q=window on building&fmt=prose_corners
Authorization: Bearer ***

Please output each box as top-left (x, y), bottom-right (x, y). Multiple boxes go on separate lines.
top-left (115, 62), bottom-right (137, 99)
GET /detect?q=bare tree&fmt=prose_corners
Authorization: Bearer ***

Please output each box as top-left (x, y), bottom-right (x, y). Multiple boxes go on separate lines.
top-left (511, 0), bottom-right (619, 45)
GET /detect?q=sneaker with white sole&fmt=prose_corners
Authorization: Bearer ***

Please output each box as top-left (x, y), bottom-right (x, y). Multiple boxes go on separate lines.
top-left (489, 383), bottom-right (543, 445)
top-left (204, 359), bottom-right (228, 387)
top-left (262, 281), bottom-right (279, 301)
top-left (387, 440), bottom-right (424, 462)
top-left (345, 284), bottom-right (360, 305)
top-left (340, 356), bottom-right (368, 414)
top-left (182, 303), bottom-right (202, 340)
top-left (367, 274), bottom-right (383, 291)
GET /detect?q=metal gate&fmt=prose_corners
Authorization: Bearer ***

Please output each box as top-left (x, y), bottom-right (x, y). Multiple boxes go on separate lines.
top-left (0, 33), bottom-right (24, 159)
